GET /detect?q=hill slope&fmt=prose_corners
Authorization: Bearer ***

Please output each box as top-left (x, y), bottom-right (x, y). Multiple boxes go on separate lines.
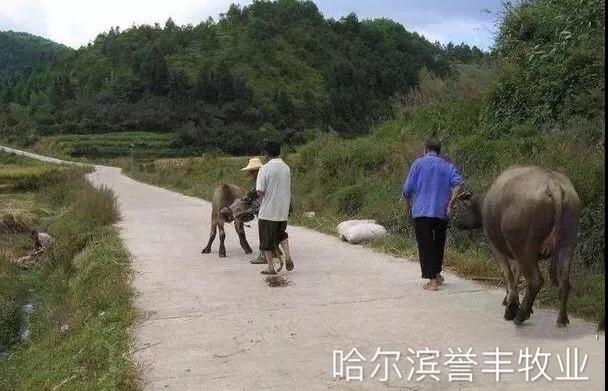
top-left (0, 31), bottom-right (72, 98)
top-left (0, 0), bottom-right (486, 153)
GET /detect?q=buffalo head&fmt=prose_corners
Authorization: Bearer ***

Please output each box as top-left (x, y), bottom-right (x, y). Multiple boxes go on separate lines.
top-left (227, 199), bottom-right (259, 224)
top-left (451, 190), bottom-right (484, 229)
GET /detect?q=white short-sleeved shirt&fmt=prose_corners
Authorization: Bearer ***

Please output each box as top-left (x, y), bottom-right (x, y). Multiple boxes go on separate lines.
top-left (256, 158), bottom-right (291, 221)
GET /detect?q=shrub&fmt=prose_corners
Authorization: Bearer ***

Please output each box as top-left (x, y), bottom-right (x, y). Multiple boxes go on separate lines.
top-left (487, 0), bottom-right (605, 132)
top-left (332, 185), bottom-right (364, 216)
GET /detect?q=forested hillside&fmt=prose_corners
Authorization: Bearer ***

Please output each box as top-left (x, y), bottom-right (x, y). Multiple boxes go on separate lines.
top-left (0, 31), bottom-right (72, 99)
top-left (0, 0), bottom-right (485, 153)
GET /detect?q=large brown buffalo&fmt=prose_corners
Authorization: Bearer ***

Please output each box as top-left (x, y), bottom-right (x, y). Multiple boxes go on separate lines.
top-left (452, 166), bottom-right (580, 327)
top-left (201, 183), bottom-right (253, 258)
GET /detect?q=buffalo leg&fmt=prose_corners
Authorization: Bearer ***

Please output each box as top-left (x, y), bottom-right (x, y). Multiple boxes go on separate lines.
top-left (235, 221), bottom-right (253, 254)
top-left (556, 245), bottom-right (574, 327)
top-left (497, 254), bottom-right (519, 320)
top-left (202, 221), bottom-right (217, 254)
top-left (218, 221), bottom-right (227, 258)
top-left (514, 260), bottom-right (544, 325)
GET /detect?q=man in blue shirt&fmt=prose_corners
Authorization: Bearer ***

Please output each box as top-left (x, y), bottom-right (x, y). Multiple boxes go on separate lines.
top-left (402, 137), bottom-right (463, 291)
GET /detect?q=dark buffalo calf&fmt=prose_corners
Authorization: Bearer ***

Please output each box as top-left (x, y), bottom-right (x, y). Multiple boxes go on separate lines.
top-left (202, 183), bottom-right (253, 258)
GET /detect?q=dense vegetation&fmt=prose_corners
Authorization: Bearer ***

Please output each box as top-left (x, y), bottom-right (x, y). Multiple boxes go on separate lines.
top-left (0, 31), bottom-right (72, 99)
top-left (486, 0), bottom-right (604, 136)
top-left (0, 152), bottom-right (138, 389)
top-left (0, 0), bottom-right (487, 154)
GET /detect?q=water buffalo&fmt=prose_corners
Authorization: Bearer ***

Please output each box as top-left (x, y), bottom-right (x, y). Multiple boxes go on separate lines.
top-left (201, 183), bottom-right (253, 258)
top-left (452, 166), bottom-right (580, 327)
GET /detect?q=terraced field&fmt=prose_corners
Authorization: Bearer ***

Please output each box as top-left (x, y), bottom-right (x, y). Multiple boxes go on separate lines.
top-left (32, 131), bottom-right (197, 159)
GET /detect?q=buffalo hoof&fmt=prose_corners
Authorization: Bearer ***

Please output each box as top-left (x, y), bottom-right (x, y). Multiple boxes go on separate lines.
top-left (244, 248), bottom-right (253, 255)
top-left (514, 308), bottom-right (531, 325)
top-left (556, 316), bottom-right (570, 328)
top-left (219, 249), bottom-right (226, 258)
top-left (504, 303), bottom-right (519, 320)
top-left (201, 247), bottom-right (211, 254)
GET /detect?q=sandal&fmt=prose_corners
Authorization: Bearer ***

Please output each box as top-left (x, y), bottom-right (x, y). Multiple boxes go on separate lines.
top-left (436, 275), bottom-right (445, 285)
top-left (250, 257), bottom-right (267, 264)
top-left (423, 282), bottom-right (439, 291)
top-left (260, 270), bottom-right (277, 275)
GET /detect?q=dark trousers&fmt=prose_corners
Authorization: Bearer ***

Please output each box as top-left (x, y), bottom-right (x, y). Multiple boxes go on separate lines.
top-left (414, 217), bottom-right (448, 279)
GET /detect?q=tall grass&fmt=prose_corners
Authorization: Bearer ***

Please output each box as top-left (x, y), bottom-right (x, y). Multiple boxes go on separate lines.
top-left (0, 152), bottom-right (138, 390)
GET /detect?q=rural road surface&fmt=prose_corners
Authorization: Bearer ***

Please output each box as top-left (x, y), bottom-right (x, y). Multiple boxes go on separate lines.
top-left (1, 146), bottom-right (605, 390)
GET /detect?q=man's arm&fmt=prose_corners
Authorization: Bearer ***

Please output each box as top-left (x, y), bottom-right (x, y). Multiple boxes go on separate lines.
top-left (401, 161), bottom-right (418, 216)
top-left (446, 185), bottom-right (462, 217)
top-left (446, 165), bottom-right (464, 217)
top-left (255, 166), bottom-right (266, 199)
top-left (403, 197), bottom-right (412, 215)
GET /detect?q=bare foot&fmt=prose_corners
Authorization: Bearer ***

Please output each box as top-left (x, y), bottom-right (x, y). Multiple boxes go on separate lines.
top-left (436, 274), bottom-right (445, 285)
top-left (423, 281), bottom-right (439, 291)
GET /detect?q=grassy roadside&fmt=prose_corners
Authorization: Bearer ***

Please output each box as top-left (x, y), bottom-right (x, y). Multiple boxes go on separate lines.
top-left (0, 152), bottom-right (139, 390)
top-left (120, 126), bottom-right (604, 325)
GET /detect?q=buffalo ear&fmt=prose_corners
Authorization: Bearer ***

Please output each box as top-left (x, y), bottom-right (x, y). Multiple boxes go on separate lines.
top-left (457, 190), bottom-right (472, 200)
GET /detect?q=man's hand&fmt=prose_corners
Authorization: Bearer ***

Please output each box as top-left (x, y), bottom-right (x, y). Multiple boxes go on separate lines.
top-left (447, 185), bottom-right (462, 219)
top-left (403, 198), bottom-right (411, 217)
top-left (446, 202), bottom-right (454, 218)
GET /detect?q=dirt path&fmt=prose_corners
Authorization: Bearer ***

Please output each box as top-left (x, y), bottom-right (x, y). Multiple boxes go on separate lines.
top-left (1, 146), bottom-right (604, 390)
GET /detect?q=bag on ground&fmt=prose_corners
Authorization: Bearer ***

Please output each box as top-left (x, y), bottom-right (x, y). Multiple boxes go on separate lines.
top-left (337, 219), bottom-right (387, 244)
top-left (336, 219), bottom-right (376, 233)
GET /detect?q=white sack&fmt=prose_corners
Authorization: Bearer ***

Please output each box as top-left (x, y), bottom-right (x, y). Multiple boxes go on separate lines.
top-left (336, 219), bottom-right (376, 234)
top-left (337, 220), bottom-right (387, 244)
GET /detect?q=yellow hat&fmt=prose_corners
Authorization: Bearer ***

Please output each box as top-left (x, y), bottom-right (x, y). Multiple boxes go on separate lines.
top-left (241, 157), bottom-right (263, 171)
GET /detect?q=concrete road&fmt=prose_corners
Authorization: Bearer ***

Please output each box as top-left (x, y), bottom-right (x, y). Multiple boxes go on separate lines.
top-left (1, 146), bottom-right (604, 390)
top-left (0, 145), bottom-right (86, 166)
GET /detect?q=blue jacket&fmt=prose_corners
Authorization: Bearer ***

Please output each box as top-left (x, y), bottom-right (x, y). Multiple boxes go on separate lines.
top-left (402, 152), bottom-right (463, 220)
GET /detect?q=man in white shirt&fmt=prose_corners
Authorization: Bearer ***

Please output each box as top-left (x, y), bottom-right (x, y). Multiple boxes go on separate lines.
top-left (256, 141), bottom-right (294, 275)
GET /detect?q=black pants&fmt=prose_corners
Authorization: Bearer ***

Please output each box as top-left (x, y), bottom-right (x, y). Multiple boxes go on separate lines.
top-left (414, 217), bottom-right (448, 279)
top-left (258, 219), bottom-right (288, 251)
